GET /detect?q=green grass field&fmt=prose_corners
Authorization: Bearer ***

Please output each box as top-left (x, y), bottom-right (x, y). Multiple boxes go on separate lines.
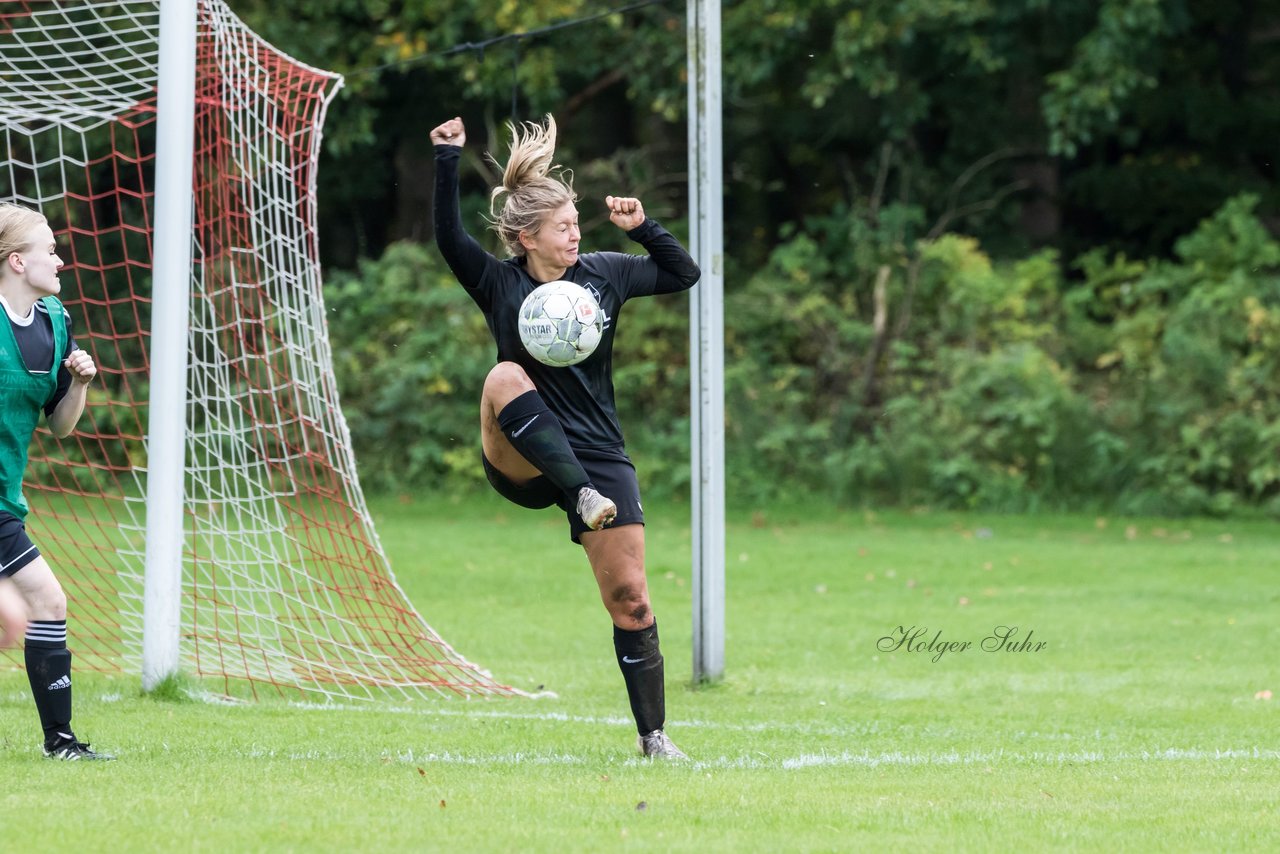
top-left (2, 495), bottom-right (1278, 851)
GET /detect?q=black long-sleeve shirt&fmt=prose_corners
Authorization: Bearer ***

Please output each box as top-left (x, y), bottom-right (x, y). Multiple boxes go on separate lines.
top-left (433, 143), bottom-right (700, 450)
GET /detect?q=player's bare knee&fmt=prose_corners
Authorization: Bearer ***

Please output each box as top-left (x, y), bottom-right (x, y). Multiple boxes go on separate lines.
top-left (609, 583), bottom-right (641, 604)
top-left (625, 602), bottom-right (652, 626)
top-left (485, 360), bottom-right (529, 385)
top-left (36, 595), bottom-right (67, 622)
top-left (29, 581), bottom-right (67, 621)
top-left (609, 584), bottom-right (650, 626)
top-left (483, 361), bottom-right (534, 403)
top-left (610, 604), bottom-right (652, 630)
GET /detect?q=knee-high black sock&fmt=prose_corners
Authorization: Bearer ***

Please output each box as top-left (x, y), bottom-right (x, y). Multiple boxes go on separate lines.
top-left (614, 621), bottom-right (666, 735)
top-left (24, 620), bottom-right (74, 746)
top-left (497, 390), bottom-right (590, 498)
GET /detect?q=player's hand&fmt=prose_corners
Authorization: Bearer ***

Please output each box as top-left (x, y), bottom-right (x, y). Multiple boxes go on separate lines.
top-left (64, 348), bottom-right (97, 385)
top-left (430, 117), bottom-right (466, 147)
top-left (606, 196), bottom-right (645, 231)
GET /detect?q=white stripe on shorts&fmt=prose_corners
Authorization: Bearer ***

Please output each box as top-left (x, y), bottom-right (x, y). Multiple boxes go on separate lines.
top-left (1, 543), bottom-right (36, 573)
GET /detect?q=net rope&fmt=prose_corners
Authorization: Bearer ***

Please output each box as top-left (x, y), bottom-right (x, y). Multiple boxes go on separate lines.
top-left (0, 0), bottom-right (516, 701)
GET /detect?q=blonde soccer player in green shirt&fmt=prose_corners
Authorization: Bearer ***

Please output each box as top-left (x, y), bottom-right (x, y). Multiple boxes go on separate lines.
top-left (0, 201), bottom-right (112, 760)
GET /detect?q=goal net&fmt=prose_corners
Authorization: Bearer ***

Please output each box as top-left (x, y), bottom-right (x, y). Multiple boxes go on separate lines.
top-left (0, 0), bottom-right (516, 701)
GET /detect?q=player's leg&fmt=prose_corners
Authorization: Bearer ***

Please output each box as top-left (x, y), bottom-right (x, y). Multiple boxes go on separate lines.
top-left (9, 555), bottom-right (112, 760)
top-left (480, 361), bottom-right (614, 528)
top-left (9, 556), bottom-right (73, 750)
top-left (0, 576), bottom-right (27, 648)
top-left (581, 524), bottom-right (686, 759)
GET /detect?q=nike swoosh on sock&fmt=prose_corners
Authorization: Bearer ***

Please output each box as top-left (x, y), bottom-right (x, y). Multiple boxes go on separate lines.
top-left (511, 415), bottom-right (539, 438)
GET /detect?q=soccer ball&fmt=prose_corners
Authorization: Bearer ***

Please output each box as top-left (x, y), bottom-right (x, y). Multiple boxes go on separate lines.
top-left (517, 280), bottom-right (604, 367)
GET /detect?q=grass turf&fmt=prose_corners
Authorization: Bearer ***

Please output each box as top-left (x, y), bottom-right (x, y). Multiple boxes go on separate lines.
top-left (1, 495), bottom-right (1277, 850)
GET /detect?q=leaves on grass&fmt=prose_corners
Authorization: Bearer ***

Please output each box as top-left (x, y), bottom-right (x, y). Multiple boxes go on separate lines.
top-left (635, 801), bottom-right (647, 812)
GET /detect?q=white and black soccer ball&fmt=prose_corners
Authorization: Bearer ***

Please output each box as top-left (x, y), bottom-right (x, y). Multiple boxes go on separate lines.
top-left (517, 280), bottom-right (604, 367)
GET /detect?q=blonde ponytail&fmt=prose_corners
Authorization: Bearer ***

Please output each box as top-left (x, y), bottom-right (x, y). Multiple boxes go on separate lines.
top-left (487, 115), bottom-right (576, 258)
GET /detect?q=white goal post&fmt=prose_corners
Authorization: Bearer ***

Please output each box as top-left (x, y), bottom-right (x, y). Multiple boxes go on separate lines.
top-left (687, 0), bottom-right (725, 684)
top-left (142, 0), bottom-right (197, 690)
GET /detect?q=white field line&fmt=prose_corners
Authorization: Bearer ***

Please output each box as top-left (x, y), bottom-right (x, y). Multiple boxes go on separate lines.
top-left (283, 700), bottom-right (892, 738)
top-left (773, 747), bottom-right (1280, 769)
top-left (224, 745), bottom-right (1280, 770)
top-left (50, 691), bottom-right (1280, 769)
top-left (29, 687), bottom-right (872, 736)
top-left (396, 746), bottom-right (1280, 770)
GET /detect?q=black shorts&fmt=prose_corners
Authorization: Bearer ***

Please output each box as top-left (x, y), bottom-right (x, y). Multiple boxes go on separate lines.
top-left (482, 445), bottom-right (645, 544)
top-left (0, 511), bottom-right (40, 578)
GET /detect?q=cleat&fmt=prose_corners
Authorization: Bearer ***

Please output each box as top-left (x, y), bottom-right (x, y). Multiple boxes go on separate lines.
top-left (44, 738), bottom-right (115, 761)
top-left (638, 729), bottom-right (687, 760)
top-left (576, 487), bottom-right (616, 531)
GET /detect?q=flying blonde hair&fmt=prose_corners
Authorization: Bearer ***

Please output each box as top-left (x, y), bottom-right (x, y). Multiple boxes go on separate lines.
top-left (487, 115), bottom-right (577, 258)
top-left (0, 201), bottom-right (48, 265)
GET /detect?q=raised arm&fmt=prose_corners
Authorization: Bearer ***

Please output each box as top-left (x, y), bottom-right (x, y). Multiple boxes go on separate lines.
top-left (431, 117), bottom-right (497, 291)
top-left (607, 195), bottom-right (701, 295)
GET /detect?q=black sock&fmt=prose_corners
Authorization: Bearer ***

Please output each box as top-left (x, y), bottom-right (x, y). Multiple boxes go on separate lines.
top-left (24, 620), bottom-right (74, 746)
top-left (497, 390), bottom-right (590, 499)
top-left (614, 621), bottom-right (666, 735)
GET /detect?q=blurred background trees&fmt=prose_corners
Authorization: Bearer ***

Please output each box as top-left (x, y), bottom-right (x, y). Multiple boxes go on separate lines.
top-left (228, 0), bottom-right (1280, 514)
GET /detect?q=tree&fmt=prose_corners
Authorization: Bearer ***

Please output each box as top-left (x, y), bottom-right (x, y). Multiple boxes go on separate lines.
top-left (229, 0), bottom-right (689, 266)
top-left (225, 0), bottom-right (1280, 271)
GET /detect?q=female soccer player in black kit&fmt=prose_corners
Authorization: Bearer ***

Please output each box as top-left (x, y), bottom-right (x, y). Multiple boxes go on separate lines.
top-left (431, 114), bottom-right (699, 758)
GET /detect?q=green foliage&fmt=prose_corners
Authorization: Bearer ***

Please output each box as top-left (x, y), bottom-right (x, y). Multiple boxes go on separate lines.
top-left (1067, 194), bottom-right (1280, 515)
top-left (1042, 0), bottom-right (1167, 156)
top-left (213, 0), bottom-right (1280, 514)
top-left (709, 192), bottom-right (1280, 514)
top-left (610, 286), bottom-right (694, 497)
top-left (323, 242), bottom-right (493, 493)
top-left (325, 194), bottom-right (1280, 516)
top-left (224, 0), bottom-right (1280, 268)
